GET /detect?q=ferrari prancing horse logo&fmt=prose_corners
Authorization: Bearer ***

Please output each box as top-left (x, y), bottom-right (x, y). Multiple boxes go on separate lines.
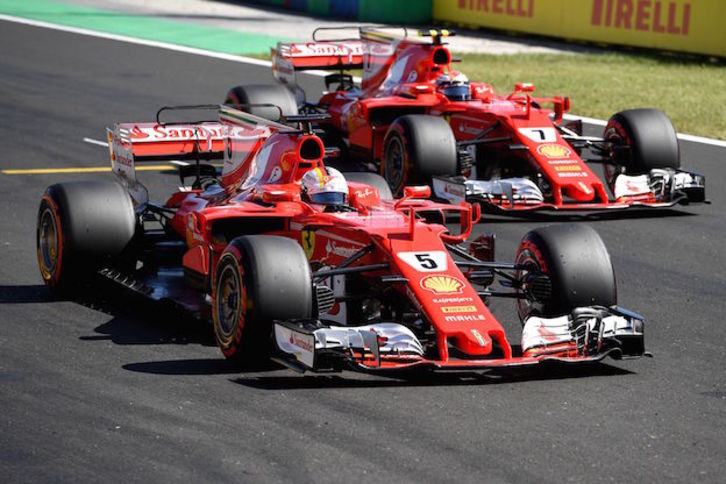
top-left (301, 227), bottom-right (315, 259)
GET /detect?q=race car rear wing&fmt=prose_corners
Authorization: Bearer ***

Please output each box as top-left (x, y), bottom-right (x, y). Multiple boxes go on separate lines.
top-left (106, 120), bottom-right (227, 206)
top-left (272, 39), bottom-right (364, 87)
top-left (107, 105), bottom-right (290, 205)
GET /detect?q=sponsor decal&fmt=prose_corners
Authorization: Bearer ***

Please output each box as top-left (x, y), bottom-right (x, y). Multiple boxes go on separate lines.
top-left (590, 0), bottom-right (690, 36)
top-left (441, 305), bottom-right (477, 313)
top-left (547, 159), bottom-right (581, 165)
top-left (353, 187), bottom-right (375, 199)
top-left (457, 123), bottom-right (482, 135)
top-left (290, 41), bottom-right (363, 57)
top-left (471, 329), bottom-right (488, 347)
top-left (456, 0), bottom-right (534, 18)
top-left (553, 165), bottom-right (583, 172)
top-left (518, 127), bottom-right (557, 143)
top-left (558, 172), bottom-right (589, 178)
top-left (445, 314), bottom-right (486, 322)
top-left (406, 70), bottom-right (418, 83)
top-left (128, 124), bottom-right (226, 142)
top-left (398, 251), bottom-right (448, 272)
top-left (325, 240), bottom-right (359, 259)
top-left (275, 325), bottom-right (315, 368)
top-left (420, 275), bottom-right (465, 294)
top-left (301, 227), bottom-right (316, 259)
top-left (433, 296), bottom-right (474, 304)
top-left (289, 332), bottom-right (314, 352)
top-left (537, 144), bottom-right (571, 158)
top-left (442, 181), bottom-right (466, 199)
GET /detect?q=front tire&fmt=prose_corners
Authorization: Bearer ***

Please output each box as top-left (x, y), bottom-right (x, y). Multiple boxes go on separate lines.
top-left (515, 224), bottom-right (617, 323)
top-left (382, 115), bottom-right (458, 197)
top-left (212, 235), bottom-right (313, 366)
top-left (604, 109), bottom-right (680, 188)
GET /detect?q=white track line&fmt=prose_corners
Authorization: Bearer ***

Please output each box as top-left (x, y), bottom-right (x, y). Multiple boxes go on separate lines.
top-left (0, 13), bottom-right (272, 67)
top-left (4, 13), bottom-right (723, 149)
top-left (82, 137), bottom-right (108, 147)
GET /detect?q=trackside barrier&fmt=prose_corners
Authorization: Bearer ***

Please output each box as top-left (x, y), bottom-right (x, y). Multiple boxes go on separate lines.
top-left (433, 0), bottom-right (726, 57)
top-left (247, 0), bottom-right (432, 23)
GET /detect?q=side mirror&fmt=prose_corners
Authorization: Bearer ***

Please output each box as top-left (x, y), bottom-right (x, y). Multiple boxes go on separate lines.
top-left (260, 184), bottom-right (300, 203)
top-left (515, 82), bottom-right (535, 93)
top-left (403, 185), bottom-right (431, 199)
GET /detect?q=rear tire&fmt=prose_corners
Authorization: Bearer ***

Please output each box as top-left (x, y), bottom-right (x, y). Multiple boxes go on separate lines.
top-left (36, 181), bottom-right (136, 295)
top-left (212, 235), bottom-right (313, 366)
top-left (515, 224), bottom-right (616, 322)
top-left (343, 172), bottom-right (393, 200)
top-left (604, 109), bottom-right (680, 187)
top-left (224, 84), bottom-right (298, 121)
top-left (382, 115), bottom-right (457, 197)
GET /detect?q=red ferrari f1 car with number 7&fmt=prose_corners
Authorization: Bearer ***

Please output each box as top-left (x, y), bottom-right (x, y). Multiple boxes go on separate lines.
top-left (37, 105), bottom-right (646, 374)
top-left (226, 26), bottom-right (705, 213)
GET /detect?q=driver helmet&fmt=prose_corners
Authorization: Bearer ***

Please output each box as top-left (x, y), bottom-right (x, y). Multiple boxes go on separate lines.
top-left (436, 71), bottom-right (471, 101)
top-left (301, 166), bottom-right (348, 206)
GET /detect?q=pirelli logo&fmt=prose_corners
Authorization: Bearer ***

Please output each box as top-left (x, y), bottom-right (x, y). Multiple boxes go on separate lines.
top-left (441, 305), bottom-right (477, 313)
top-left (554, 165), bottom-right (583, 172)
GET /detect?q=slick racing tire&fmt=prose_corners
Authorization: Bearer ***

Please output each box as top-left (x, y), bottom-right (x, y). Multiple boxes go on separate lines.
top-left (36, 181), bottom-right (136, 295)
top-left (343, 172), bottom-right (393, 200)
top-left (213, 235), bottom-right (313, 366)
top-left (515, 224), bottom-right (616, 323)
top-left (382, 115), bottom-right (458, 197)
top-left (224, 84), bottom-right (298, 121)
top-left (603, 109), bottom-right (680, 186)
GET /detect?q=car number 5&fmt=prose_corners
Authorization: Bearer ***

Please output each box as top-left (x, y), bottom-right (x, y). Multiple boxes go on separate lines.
top-left (415, 253), bottom-right (438, 270)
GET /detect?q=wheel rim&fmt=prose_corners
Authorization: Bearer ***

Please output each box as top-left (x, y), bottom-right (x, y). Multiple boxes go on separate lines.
top-left (515, 249), bottom-right (543, 324)
top-left (384, 136), bottom-right (405, 195)
top-left (603, 130), bottom-right (627, 193)
top-left (39, 207), bottom-right (59, 277)
top-left (215, 262), bottom-right (244, 344)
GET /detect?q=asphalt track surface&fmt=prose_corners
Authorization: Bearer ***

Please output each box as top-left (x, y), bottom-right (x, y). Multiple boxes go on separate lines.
top-left (1, 20), bottom-right (725, 483)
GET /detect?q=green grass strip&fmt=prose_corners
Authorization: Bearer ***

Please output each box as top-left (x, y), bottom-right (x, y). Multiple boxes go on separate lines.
top-left (0, 0), bottom-right (293, 54)
top-left (457, 52), bottom-right (726, 140)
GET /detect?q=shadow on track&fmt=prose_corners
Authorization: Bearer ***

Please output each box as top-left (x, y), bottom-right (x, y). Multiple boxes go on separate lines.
top-left (4, 284), bottom-right (640, 383)
top-left (480, 207), bottom-right (698, 224)
top-left (0, 284), bottom-right (50, 304)
top-left (230, 362), bottom-right (634, 390)
top-left (1, 281), bottom-right (216, 347)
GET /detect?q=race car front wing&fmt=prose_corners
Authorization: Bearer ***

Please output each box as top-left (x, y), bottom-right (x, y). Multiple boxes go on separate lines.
top-left (272, 306), bottom-right (647, 374)
top-left (432, 168), bottom-right (706, 212)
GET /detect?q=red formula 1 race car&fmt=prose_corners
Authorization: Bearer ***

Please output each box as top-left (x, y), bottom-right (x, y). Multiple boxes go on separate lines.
top-left (225, 26), bottom-right (705, 214)
top-left (37, 105), bottom-right (646, 374)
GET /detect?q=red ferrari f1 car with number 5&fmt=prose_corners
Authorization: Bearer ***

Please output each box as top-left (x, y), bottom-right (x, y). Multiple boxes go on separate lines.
top-left (226, 26), bottom-right (705, 213)
top-left (37, 105), bottom-right (646, 374)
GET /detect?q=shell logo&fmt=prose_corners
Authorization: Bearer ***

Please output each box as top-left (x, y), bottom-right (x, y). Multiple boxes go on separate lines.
top-left (420, 275), bottom-right (465, 294)
top-left (537, 143), bottom-right (571, 158)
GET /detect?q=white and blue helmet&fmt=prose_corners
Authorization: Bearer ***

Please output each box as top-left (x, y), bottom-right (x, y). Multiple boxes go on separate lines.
top-left (301, 166), bottom-right (349, 205)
